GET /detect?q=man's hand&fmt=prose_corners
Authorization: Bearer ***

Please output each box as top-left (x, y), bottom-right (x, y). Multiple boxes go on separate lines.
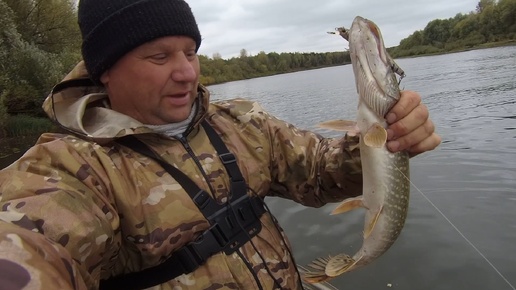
top-left (385, 90), bottom-right (441, 157)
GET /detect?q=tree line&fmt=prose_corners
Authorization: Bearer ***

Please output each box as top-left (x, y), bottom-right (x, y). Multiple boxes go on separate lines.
top-left (0, 0), bottom-right (515, 135)
top-left (390, 0), bottom-right (515, 57)
top-left (199, 50), bottom-right (350, 85)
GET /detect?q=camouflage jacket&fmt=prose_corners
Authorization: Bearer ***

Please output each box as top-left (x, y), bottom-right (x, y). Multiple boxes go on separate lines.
top-left (0, 62), bottom-right (362, 289)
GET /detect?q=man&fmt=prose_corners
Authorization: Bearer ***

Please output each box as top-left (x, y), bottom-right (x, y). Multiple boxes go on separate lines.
top-left (0, 0), bottom-right (441, 289)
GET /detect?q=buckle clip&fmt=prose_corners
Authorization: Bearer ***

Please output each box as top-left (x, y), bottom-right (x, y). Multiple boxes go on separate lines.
top-left (219, 153), bottom-right (236, 164)
top-left (174, 245), bottom-right (203, 273)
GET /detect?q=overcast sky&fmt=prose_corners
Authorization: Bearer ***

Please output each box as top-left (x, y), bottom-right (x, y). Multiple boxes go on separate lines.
top-left (188, 0), bottom-right (480, 59)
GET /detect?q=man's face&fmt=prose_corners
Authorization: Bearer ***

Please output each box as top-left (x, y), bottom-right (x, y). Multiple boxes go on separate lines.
top-left (100, 36), bottom-right (200, 125)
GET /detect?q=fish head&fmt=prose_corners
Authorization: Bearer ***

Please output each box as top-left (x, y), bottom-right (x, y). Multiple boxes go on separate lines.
top-left (348, 16), bottom-right (402, 117)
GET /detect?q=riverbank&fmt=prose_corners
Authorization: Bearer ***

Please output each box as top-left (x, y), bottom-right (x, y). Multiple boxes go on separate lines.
top-left (391, 39), bottom-right (516, 59)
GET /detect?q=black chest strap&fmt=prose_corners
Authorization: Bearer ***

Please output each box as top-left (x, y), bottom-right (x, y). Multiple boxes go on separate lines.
top-left (99, 120), bottom-right (265, 290)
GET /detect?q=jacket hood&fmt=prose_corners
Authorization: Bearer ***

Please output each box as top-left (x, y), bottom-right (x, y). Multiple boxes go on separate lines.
top-left (42, 61), bottom-right (210, 144)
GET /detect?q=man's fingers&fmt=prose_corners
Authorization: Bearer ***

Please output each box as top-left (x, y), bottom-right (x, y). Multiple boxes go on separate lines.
top-left (406, 133), bottom-right (442, 158)
top-left (384, 90), bottom-right (441, 157)
top-left (388, 103), bottom-right (429, 140)
top-left (387, 119), bottom-right (436, 152)
top-left (386, 90), bottom-right (421, 124)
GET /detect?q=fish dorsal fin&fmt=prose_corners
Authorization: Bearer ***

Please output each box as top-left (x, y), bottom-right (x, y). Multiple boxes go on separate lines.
top-left (364, 205), bottom-right (384, 239)
top-left (318, 120), bottom-right (359, 136)
top-left (363, 122), bottom-right (387, 148)
top-left (330, 196), bottom-right (366, 215)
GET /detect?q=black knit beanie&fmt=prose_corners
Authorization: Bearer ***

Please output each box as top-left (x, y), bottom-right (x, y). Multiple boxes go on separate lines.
top-left (78, 0), bottom-right (202, 85)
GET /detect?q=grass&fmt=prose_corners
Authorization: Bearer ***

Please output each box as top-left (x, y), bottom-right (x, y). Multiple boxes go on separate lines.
top-left (3, 114), bottom-right (55, 137)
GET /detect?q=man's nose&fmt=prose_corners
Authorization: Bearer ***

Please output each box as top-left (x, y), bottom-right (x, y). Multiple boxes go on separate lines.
top-left (171, 53), bottom-right (197, 82)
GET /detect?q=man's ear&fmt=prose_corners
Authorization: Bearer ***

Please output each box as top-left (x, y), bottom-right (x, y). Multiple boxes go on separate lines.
top-left (100, 70), bottom-right (109, 85)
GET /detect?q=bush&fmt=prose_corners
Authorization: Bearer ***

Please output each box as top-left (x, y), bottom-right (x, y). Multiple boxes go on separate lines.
top-left (463, 32), bottom-right (487, 47)
top-left (391, 45), bottom-right (443, 58)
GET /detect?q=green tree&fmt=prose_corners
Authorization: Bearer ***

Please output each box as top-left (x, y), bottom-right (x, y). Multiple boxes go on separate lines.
top-left (0, 0), bottom-right (19, 131)
top-left (476, 0), bottom-right (496, 13)
top-left (398, 30), bottom-right (424, 50)
top-left (267, 52), bottom-right (281, 71)
top-left (0, 0), bottom-right (73, 115)
top-left (422, 19), bottom-right (452, 48)
top-left (1, 0), bottom-right (81, 116)
top-left (479, 3), bottom-right (503, 41)
top-left (254, 52), bottom-right (269, 73)
top-left (3, 42), bottom-right (64, 115)
top-left (497, 0), bottom-right (516, 35)
top-left (453, 14), bottom-right (480, 39)
top-left (239, 49), bottom-right (248, 58)
top-left (3, 0), bottom-right (80, 54)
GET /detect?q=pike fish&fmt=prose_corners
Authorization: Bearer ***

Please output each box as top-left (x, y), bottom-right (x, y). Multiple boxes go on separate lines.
top-left (302, 16), bottom-right (411, 283)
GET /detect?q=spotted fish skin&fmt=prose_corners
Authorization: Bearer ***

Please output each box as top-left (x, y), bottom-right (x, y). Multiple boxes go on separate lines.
top-left (303, 16), bottom-right (410, 283)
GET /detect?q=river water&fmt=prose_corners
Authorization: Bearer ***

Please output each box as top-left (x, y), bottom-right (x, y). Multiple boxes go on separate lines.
top-left (0, 47), bottom-right (514, 289)
top-left (208, 46), bottom-right (516, 290)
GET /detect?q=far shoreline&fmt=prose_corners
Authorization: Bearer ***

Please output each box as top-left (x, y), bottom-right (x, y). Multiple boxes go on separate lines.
top-left (206, 40), bottom-right (516, 86)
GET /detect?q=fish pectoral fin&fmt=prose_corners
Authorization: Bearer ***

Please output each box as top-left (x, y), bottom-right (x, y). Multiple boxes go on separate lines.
top-left (318, 120), bottom-right (359, 135)
top-left (363, 122), bottom-right (387, 148)
top-left (325, 253), bottom-right (356, 277)
top-left (364, 205), bottom-right (384, 239)
top-left (331, 196), bottom-right (365, 215)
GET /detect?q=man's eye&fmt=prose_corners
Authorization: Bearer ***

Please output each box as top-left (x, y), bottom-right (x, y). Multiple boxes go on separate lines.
top-left (150, 54), bottom-right (167, 62)
top-left (186, 51), bottom-right (197, 60)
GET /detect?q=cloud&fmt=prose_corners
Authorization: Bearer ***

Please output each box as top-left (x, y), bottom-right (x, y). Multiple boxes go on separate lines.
top-left (189, 0), bottom-right (478, 59)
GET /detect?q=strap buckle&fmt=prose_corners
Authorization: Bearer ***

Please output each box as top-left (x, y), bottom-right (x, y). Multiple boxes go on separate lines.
top-left (176, 222), bottom-right (231, 273)
top-left (218, 152), bottom-right (236, 164)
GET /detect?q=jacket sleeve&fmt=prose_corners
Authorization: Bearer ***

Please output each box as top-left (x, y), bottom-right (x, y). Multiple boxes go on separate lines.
top-left (215, 98), bottom-right (363, 207)
top-left (0, 135), bottom-right (119, 289)
top-left (264, 112), bottom-right (363, 207)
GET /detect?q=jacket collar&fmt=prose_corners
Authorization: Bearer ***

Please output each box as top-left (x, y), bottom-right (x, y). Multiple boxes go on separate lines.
top-left (42, 61), bottom-right (210, 144)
